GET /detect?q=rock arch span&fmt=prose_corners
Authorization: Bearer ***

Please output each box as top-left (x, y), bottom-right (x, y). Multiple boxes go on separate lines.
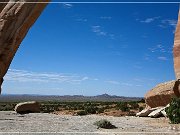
top-left (0, 0), bottom-right (49, 93)
top-left (0, 0), bottom-right (179, 106)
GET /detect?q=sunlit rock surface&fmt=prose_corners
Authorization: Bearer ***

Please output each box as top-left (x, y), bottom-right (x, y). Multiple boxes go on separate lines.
top-left (0, 0), bottom-right (49, 93)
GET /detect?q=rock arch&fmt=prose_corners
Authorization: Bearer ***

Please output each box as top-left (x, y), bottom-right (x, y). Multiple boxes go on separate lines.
top-left (0, 0), bottom-right (49, 93)
top-left (0, 1), bottom-right (179, 100)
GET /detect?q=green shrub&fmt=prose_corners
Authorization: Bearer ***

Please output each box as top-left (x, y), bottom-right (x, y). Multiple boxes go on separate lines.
top-left (128, 102), bottom-right (139, 109)
top-left (97, 108), bottom-right (105, 114)
top-left (165, 97), bottom-right (180, 124)
top-left (139, 98), bottom-right (145, 103)
top-left (139, 106), bottom-right (144, 112)
top-left (76, 110), bottom-right (87, 116)
top-left (94, 119), bottom-right (117, 129)
top-left (85, 106), bottom-right (97, 114)
top-left (116, 102), bottom-right (129, 112)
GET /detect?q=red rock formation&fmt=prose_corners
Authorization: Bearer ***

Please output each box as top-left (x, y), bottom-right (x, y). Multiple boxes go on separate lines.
top-left (174, 10), bottom-right (180, 79)
top-left (144, 80), bottom-right (178, 108)
top-left (0, 0), bottom-right (49, 93)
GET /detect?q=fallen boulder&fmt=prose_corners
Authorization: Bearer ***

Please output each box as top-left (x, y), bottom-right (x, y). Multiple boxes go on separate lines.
top-left (136, 107), bottom-right (158, 117)
top-left (144, 80), bottom-right (179, 108)
top-left (148, 107), bottom-right (165, 118)
top-left (15, 101), bottom-right (40, 114)
top-left (136, 104), bottom-right (170, 117)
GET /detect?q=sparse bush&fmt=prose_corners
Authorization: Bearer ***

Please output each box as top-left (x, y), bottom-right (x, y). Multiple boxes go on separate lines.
top-left (85, 106), bottom-right (97, 114)
top-left (139, 106), bottom-right (144, 112)
top-left (139, 98), bottom-right (145, 103)
top-left (97, 108), bottom-right (105, 114)
top-left (128, 102), bottom-right (139, 109)
top-left (76, 110), bottom-right (87, 116)
top-left (165, 97), bottom-right (180, 124)
top-left (127, 111), bottom-right (136, 116)
top-left (94, 119), bottom-right (117, 129)
top-left (117, 102), bottom-right (129, 112)
top-left (0, 104), bottom-right (14, 111)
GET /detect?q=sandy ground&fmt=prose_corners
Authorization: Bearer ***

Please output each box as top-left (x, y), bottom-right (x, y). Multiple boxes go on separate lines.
top-left (0, 111), bottom-right (179, 135)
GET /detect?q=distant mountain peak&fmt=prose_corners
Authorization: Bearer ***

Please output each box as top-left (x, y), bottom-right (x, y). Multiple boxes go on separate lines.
top-left (97, 93), bottom-right (111, 97)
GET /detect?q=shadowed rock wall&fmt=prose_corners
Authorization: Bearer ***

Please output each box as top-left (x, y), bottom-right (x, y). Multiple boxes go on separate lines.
top-left (174, 10), bottom-right (180, 80)
top-left (0, 0), bottom-right (49, 93)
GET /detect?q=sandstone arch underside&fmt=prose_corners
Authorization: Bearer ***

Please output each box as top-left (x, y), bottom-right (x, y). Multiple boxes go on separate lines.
top-left (0, 0), bottom-right (49, 93)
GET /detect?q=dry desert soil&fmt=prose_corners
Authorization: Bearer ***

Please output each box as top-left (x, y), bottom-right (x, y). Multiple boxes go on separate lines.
top-left (0, 111), bottom-right (179, 135)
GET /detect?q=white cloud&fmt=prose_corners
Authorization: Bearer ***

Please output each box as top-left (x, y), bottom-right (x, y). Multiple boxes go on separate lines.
top-left (82, 77), bottom-right (89, 81)
top-left (91, 26), bottom-right (107, 36)
top-left (100, 16), bottom-right (112, 20)
top-left (161, 19), bottom-right (177, 27)
top-left (135, 84), bottom-right (142, 87)
top-left (91, 26), bottom-right (115, 39)
top-left (148, 44), bottom-right (172, 54)
top-left (157, 56), bottom-right (168, 61)
top-left (63, 3), bottom-right (73, 8)
top-left (140, 16), bottom-right (160, 23)
top-left (76, 18), bottom-right (87, 22)
top-left (4, 69), bottom-right (89, 84)
top-left (120, 82), bottom-right (133, 86)
top-left (159, 19), bottom-right (177, 33)
top-left (105, 80), bottom-right (120, 85)
top-left (144, 54), bottom-right (151, 61)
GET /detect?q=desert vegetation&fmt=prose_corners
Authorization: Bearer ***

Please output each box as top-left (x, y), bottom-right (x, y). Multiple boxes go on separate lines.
top-left (93, 119), bottom-right (117, 129)
top-left (165, 97), bottom-right (180, 124)
top-left (0, 100), bottom-right (145, 117)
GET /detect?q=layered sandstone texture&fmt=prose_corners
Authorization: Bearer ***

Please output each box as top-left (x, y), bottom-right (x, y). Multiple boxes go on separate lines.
top-left (0, 0), bottom-right (49, 93)
top-left (145, 80), bottom-right (180, 108)
top-left (174, 11), bottom-right (180, 79)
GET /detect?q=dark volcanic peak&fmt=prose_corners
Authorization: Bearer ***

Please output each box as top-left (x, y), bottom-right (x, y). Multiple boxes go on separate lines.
top-left (96, 93), bottom-right (112, 97)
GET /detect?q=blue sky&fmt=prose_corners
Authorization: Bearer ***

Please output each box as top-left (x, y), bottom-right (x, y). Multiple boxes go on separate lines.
top-left (2, 2), bottom-right (179, 97)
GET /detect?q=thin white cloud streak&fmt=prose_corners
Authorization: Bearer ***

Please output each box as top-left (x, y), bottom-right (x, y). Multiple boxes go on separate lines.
top-left (105, 80), bottom-right (142, 87)
top-left (91, 26), bottom-right (107, 36)
top-left (91, 25), bottom-right (115, 39)
top-left (76, 18), bottom-right (87, 22)
top-left (160, 19), bottom-right (177, 27)
top-left (140, 16), bottom-right (160, 23)
top-left (100, 16), bottom-right (112, 20)
top-left (105, 80), bottom-right (120, 85)
top-left (157, 56), bottom-right (168, 61)
top-left (4, 69), bottom-right (89, 84)
top-left (63, 3), bottom-right (73, 8)
top-left (138, 16), bottom-right (177, 33)
top-left (148, 44), bottom-right (172, 54)
top-left (159, 19), bottom-right (177, 33)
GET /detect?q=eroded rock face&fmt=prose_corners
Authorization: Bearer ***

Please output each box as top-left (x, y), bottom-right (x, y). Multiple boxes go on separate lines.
top-left (174, 10), bottom-right (180, 79)
top-left (0, 0), bottom-right (49, 93)
top-left (144, 80), bottom-right (179, 108)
